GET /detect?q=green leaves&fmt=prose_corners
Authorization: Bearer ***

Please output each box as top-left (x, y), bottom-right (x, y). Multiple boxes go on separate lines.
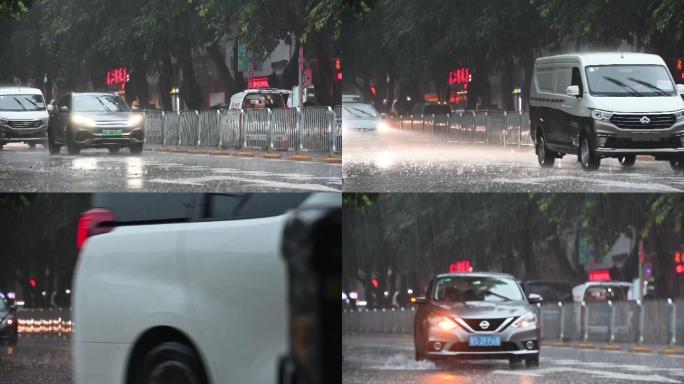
top-left (0, 0), bottom-right (33, 19)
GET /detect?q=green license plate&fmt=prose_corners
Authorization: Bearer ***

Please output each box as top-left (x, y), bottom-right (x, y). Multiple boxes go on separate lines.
top-left (102, 129), bottom-right (123, 136)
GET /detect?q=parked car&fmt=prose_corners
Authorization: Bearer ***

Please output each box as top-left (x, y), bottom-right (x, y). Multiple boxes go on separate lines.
top-left (0, 293), bottom-right (18, 346)
top-left (0, 87), bottom-right (49, 150)
top-left (413, 272), bottom-right (542, 368)
top-left (228, 89), bottom-right (291, 110)
top-left (73, 193), bottom-right (340, 384)
top-left (571, 281), bottom-right (632, 303)
top-left (48, 92), bottom-right (145, 155)
top-left (530, 53), bottom-right (684, 170)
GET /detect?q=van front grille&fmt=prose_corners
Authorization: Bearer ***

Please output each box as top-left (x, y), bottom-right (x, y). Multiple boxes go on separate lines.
top-left (609, 114), bottom-right (676, 129)
top-left (8, 120), bottom-right (43, 129)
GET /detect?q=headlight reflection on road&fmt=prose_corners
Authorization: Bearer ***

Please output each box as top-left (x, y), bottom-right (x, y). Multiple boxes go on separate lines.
top-left (375, 150), bottom-right (395, 169)
top-left (424, 372), bottom-right (471, 384)
top-left (126, 157), bottom-right (144, 189)
top-left (72, 157), bottom-right (99, 171)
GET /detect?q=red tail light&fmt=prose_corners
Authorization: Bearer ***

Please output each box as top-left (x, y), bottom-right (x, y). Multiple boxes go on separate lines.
top-left (77, 208), bottom-right (116, 251)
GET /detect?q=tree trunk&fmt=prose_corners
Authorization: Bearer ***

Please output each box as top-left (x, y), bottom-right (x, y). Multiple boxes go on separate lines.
top-left (501, 49), bottom-right (515, 111)
top-left (158, 53), bottom-right (173, 111)
top-left (178, 44), bottom-right (203, 110)
top-left (207, 43), bottom-right (236, 103)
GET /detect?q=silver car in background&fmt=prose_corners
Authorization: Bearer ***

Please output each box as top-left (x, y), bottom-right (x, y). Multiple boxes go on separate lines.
top-left (413, 273), bottom-right (542, 367)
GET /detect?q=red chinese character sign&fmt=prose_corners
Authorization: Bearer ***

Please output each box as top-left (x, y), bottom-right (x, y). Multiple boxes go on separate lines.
top-left (106, 67), bottom-right (129, 90)
top-left (449, 68), bottom-right (471, 90)
top-left (248, 76), bottom-right (270, 89)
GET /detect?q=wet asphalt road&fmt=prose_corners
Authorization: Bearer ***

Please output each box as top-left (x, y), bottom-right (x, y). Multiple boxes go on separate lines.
top-left (0, 338), bottom-right (71, 384)
top-left (343, 334), bottom-right (684, 384)
top-left (0, 144), bottom-right (341, 192)
top-left (342, 129), bottom-right (684, 192)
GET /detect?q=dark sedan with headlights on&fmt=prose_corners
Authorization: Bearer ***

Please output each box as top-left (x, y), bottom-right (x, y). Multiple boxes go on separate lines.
top-left (413, 272), bottom-right (542, 368)
top-left (48, 92), bottom-right (144, 155)
top-left (0, 294), bottom-right (18, 346)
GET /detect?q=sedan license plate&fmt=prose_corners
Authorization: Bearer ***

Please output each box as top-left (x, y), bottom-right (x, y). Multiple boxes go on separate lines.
top-left (102, 129), bottom-right (123, 137)
top-left (469, 335), bottom-right (501, 347)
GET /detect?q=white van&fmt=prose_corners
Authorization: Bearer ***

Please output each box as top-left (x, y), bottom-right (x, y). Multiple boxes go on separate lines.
top-left (529, 53), bottom-right (684, 170)
top-left (0, 87), bottom-right (50, 150)
top-left (228, 88), bottom-right (291, 110)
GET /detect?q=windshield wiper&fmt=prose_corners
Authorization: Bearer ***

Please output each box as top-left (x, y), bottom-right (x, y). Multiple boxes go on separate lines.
top-left (23, 97), bottom-right (43, 110)
top-left (626, 77), bottom-right (670, 96)
top-left (95, 97), bottom-right (113, 112)
top-left (487, 292), bottom-right (513, 302)
top-left (350, 106), bottom-right (376, 118)
top-left (11, 97), bottom-right (28, 111)
top-left (602, 76), bottom-right (642, 97)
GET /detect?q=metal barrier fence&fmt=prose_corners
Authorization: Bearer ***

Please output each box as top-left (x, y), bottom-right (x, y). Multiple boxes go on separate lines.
top-left (16, 307), bottom-right (73, 335)
top-left (392, 111), bottom-right (533, 146)
top-left (143, 107), bottom-right (340, 155)
top-left (343, 299), bottom-right (684, 346)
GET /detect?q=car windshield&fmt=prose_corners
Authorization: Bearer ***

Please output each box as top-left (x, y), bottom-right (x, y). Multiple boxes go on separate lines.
top-left (433, 276), bottom-right (524, 302)
top-left (0, 94), bottom-right (46, 111)
top-left (585, 65), bottom-right (676, 97)
top-left (242, 93), bottom-right (286, 109)
top-left (73, 95), bottom-right (131, 112)
top-left (342, 103), bottom-right (380, 119)
top-left (584, 285), bottom-right (629, 302)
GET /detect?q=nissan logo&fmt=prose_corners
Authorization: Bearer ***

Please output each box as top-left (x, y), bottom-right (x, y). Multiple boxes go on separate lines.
top-left (640, 116), bottom-right (651, 124)
top-left (479, 320), bottom-right (490, 329)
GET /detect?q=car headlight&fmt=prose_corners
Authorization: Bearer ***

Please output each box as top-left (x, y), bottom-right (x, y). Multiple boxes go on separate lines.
top-left (377, 121), bottom-right (390, 132)
top-left (591, 109), bottom-right (612, 121)
top-left (512, 312), bottom-right (537, 328)
top-left (71, 114), bottom-right (96, 128)
top-left (429, 314), bottom-right (458, 331)
top-left (127, 114), bottom-right (144, 127)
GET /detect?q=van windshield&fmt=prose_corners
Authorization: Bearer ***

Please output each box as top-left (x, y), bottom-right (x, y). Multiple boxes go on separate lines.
top-left (585, 65), bottom-right (676, 97)
top-left (0, 94), bottom-right (46, 111)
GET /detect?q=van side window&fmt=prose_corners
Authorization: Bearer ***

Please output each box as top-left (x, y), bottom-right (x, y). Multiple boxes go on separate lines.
top-left (207, 193), bottom-right (309, 220)
top-left (536, 69), bottom-right (555, 93)
top-left (555, 68), bottom-right (571, 94)
top-left (571, 67), bottom-right (584, 95)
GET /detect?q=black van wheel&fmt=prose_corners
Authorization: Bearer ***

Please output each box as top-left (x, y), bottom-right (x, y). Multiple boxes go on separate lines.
top-left (108, 146), bottom-right (120, 154)
top-left (618, 155), bottom-right (636, 167)
top-left (130, 143), bottom-right (143, 155)
top-left (579, 135), bottom-right (600, 170)
top-left (133, 342), bottom-right (206, 384)
top-left (66, 128), bottom-right (80, 155)
top-left (671, 159), bottom-right (684, 171)
top-left (536, 132), bottom-right (555, 168)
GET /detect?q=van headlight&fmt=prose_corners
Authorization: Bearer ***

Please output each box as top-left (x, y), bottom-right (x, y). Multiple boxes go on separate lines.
top-left (512, 312), bottom-right (537, 328)
top-left (0, 118), bottom-right (8, 126)
top-left (71, 114), bottom-right (96, 128)
top-left (675, 110), bottom-right (684, 122)
top-left (591, 109), bottom-right (612, 121)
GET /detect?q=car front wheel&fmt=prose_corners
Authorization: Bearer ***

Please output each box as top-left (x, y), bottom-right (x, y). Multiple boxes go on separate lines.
top-left (525, 355), bottom-right (539, 368)
top-left (536, 132), bottom-right (555, 168)
top-left (671, 159), bottom-right (684, 172)
top-left (130, 143), bottom-right (143, 155)
top-left (579, 135), bottom-right (600, 170)
top-left (133, 342), bottom-right (207, 384)
top-left (618, 154), bottom-right (636, 167)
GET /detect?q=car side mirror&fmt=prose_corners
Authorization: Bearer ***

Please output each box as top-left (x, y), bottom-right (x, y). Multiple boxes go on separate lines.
top-left (528, 293), bottom-right (543, 304)
top-left (47, 104), bottom-right (54, 113)
top-left (59, 106), bottom-right (69, 113)
top-left (676, 84), bottom-right (684, 95)
top-left (566, 85), bottom-right (581, 98)
top-left (411, 296), bottom-right (427, 305)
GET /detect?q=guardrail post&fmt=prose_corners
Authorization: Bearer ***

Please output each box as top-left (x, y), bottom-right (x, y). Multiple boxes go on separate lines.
top-left (266, 108), bottom-right (273, 152)
top-left (519, 112), bottom-right (524, 148)
top-left (194, 110), bottom-right (200, 148)
top-left (636, 300), bottom-right (644, 345)
top-left (327, 106), bottom-right (334, 157)
top-left (215, 110), bottom-right (221, 149)
top-left (558, 301), bottom-right (565, 341)
top-left (503, 111), bottom-right (508, 147)
top-left (177, 111), bottom-right (182, 146)
top-left (667, 298), bottom-right (676, 347)
top-left (160, 111), bottom-right (166, 148)
top-left (431, 114), bottom-right (436, 143)
top-left (581, 301), bottom-right (588, 341)
top-left (240, 110), bottom-right (247, 150)
top-left (608, 300), bottom-right (615, 343)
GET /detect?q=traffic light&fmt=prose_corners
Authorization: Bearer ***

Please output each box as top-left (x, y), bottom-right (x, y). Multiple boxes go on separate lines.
top-left (29, 278), bottom-right (36, 288)
top-left (371, 277), bottom-right (379, 288)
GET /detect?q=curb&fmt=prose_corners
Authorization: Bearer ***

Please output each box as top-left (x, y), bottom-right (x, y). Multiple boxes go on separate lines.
top-left (151, 147), bottom-right (339, 164)
top-left (599, 343), bottom-right (623, 351)
top-left (574, 342), bottom-right (597, 349)
top-left (551, 342), bottom-right (573, 348)
top-left (628, 345), bottom-right (653, 353)
top-left (659, 348), bottom-right (684, 356)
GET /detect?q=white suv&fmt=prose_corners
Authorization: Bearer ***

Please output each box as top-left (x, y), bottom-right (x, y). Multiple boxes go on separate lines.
top-left (0, 87), bottom-right (50, 150)
top-left (73, 193), bottom-right (340, 384)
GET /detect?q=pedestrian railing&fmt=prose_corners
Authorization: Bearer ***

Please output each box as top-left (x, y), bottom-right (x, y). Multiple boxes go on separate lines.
top-left (143, 106), bottom-right (341, 155)
top-left (391, 110), bottom-right (533, 147)
top-left (343, 298), bottom-right (684, 347)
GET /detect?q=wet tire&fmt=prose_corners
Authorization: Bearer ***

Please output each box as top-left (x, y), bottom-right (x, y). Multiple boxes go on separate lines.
top-left (130, 144), bottom-right (143, 155)
top-left (525, 355), bottom-right (539, 368)
top-left (671, 159), bottom-right (684, 172)
top-left (536, 132), bottom-right (555, 168)
top-left (509, 357), bottom-right (522, 368)
top-left (132, 341), bottom-right (207, 384)
top-left (66, 128), bottom-right (80, 155)
top-left (28, 142), bottom-right (37, 150)
top-left (108, 146), bottom-right (120, 154)
top-left (579, 135), bottom-right (600, 170)
top-left (618, 155), bottom-right (636, 167)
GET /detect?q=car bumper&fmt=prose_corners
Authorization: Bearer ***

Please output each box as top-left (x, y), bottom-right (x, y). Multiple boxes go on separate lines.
top-left (0, 124), bottom-right (48, 142)
top-left (425, 325), bottom-right (539, 359)
top-left (73, 126), bottom-right (144, 147)
top-left (594, 120), bottom-right (684, 156)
